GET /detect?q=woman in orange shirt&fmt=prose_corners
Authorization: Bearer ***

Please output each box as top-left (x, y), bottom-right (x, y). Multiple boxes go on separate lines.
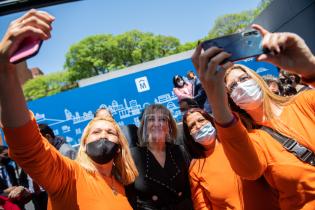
top-left (192, 24), bottom-right (315, 210)
top-left (0, 10), bottom-right (138, 210)
top-left (183, 108), bottom-right (279, 210)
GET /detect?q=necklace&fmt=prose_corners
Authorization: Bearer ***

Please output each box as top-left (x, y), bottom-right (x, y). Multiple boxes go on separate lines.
top-left (100, 172), bottom-right (118, 196)
top-left (110, 175), bottom-right (118, 196)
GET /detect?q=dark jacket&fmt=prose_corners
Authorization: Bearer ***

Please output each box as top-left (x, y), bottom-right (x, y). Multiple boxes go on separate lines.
top-left (126, 143), bottom-right (193, 210)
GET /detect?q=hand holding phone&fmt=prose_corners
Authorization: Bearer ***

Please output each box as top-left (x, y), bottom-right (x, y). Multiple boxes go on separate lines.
top-left (9, 37), bottom-right (43, 64)
top-left (201, 30), bottom-right (269, 63)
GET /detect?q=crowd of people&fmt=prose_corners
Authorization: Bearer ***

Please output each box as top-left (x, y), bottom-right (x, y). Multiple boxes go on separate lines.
top-left (262, 70), bottom-right (311, 97)
top-left (173, 71), bottom-right (212, 114)
top-left (0, 9), bottom-right (315, 210)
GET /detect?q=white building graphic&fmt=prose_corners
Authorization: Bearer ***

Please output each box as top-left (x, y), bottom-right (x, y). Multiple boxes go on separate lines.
top-left (30, 90), bottom-right (181, 146)
top-left (119, 99), bottom-right (142, 119)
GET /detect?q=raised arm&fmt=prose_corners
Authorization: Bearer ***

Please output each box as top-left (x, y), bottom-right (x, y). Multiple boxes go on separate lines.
top-left (253, 24), bottom-right (315, 86)
top-left (191, 41), bottom-right (266, 179)
top-left (0, 10), bottom-right (77, 194)
top-left (0, 9), bottom-right (53, 127)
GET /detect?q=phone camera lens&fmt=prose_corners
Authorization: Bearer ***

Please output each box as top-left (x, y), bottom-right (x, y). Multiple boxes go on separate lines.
top-left (247, 40), bottom-right (253, 46)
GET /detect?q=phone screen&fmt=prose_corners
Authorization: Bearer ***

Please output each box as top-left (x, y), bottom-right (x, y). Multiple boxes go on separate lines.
top-left (202, 30), bottom-right (265, 62)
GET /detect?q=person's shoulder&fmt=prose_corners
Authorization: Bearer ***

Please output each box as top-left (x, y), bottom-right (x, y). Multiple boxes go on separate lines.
top-left (292, 89), bottom-right (315, 105)
top-left (167, 143), bottom-right (187, 156)
top-left (296, 88), bottom-right (314, 96)
top-left (130, 146), bottom-right (146, 158)
top-left (167, 142), bottom-right (180, 150)
top-left (59, 142), bottom-right (75, 152)
top-left (130, 146), bottom-right (144, 152)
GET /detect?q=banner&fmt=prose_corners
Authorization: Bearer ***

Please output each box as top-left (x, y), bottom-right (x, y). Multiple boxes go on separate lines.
top-left (1, 57), bottom-right (278, 146)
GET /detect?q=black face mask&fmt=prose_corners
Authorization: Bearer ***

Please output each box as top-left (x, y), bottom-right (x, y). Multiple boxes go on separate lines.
top-left (86, 138), bottom-right (119, 164)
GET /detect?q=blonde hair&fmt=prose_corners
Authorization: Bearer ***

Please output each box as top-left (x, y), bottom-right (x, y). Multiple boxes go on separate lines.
top-left (75, 116), bottom-right (138, 185)
top-left (138, 104), bottom-right (177, 147)
top-left (225, 64), bottom-right (302, 140)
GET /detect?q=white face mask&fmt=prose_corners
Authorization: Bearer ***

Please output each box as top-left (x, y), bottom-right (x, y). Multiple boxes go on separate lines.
top-left (191, 122), bottom-right (216, 146)
top-left (230, 79), bottom-right (263, 111)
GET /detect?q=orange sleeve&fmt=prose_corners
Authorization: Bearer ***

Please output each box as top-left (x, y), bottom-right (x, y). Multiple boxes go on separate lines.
top-left (296, 89), bottom-right (315, 112)
top-left (3, 113), bottom-right (76, 194)
top-left (189, 169), bottom-right (212, 210)
top-left (215, 118), bottom-right (267, 180)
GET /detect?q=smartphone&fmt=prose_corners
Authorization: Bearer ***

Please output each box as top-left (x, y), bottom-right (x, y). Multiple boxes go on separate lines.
top-left (9, 37), bottom-right (43, 64)
top-left (201, 30), bottom-right (268, 62)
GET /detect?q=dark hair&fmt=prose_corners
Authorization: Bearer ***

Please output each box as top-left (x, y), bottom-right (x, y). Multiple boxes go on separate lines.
top-left (288, 74), bottom-right (301, 84)
top-left (182, 108), bottom-right (215, 159)
top-left (38, 123), bottom-right (55, 138)
top-left (0, 145), bottom-right (8, 154)
top-left (279, 70), bottom-right (301, 85)
top-left (172, 75), bottom-right (185, 88)
top-left (262, 74), bottom-right (282, 95)
top-left (262, 74), bottom-right (279, 86)
top-left (179, 98), bottom-right (200, 113)
top-left (186, 71), bottom-right (195, 79)
top-left (281, 84), bottom-right (297, 96)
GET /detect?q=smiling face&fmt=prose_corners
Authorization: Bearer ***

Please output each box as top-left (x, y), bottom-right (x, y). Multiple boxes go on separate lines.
top-left (138, 104), bottom-right (177, 146)
top-left (85, 120), bottom-right (119, 146)
top-left (186, 112), bottom-right (209, 135)
top-left (145, 112), bottom-right (169, 142)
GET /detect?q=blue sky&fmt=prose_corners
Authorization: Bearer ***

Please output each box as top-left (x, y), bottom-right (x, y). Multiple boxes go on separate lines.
top-left (0, 0), bottom-right (261, 74)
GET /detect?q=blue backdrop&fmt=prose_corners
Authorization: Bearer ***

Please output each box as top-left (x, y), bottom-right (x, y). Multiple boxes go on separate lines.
top-left (0, 57), bottom-right (278, 146)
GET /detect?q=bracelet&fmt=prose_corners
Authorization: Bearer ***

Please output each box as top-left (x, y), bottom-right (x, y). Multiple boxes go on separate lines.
top-left (214, 113), bottom-right (238, 128)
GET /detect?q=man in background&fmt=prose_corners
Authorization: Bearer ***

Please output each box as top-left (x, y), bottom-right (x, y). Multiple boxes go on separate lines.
top-left (39, 124), bottom-right (77, 160)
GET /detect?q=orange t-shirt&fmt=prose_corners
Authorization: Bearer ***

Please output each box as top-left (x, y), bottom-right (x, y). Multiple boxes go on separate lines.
top-left (189, 142), bottom-right (279, 210)
top-left (216, 90), bottom-right (315, 210)
top-left (3, 115), bottom-right (132, 210)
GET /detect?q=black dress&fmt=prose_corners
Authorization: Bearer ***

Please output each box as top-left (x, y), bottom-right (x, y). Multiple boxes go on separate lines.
top-left (126, 143), bottom-right (194, 210)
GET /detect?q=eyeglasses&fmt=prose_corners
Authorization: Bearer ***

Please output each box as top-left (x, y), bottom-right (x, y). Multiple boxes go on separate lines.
top-left (227, 74), bottom-right (250, 93)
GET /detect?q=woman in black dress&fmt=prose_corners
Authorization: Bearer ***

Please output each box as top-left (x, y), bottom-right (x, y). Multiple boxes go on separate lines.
top-left (126, 104), bottom-right (193, 210)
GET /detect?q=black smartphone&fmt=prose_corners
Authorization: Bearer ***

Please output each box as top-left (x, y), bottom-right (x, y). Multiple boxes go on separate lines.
top-left (201, 30), bottom-right (268, 62)
top-left (9, 37), bottom-right (43, 64)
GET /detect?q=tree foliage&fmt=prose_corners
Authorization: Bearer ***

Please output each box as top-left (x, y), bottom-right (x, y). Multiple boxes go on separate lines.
top-left (24, 0), bottom-right (272, 100)
top-left (64, 30), bottom-right (181, 82)
top-left (206, 0), bottom-right (273, 38)
top-left (207, 11), bottom-right (255, 38)
top-left (23, 71), bottom-right (74, 101)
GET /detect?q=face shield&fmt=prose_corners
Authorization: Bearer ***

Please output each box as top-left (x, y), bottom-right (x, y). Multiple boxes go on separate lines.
top-left (142, 113), bottom-right (171, 144)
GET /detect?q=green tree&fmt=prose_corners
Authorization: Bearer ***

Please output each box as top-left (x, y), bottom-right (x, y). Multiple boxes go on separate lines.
top-left (64, 30), bottom-right (181, 82)
top-left (253, 0), bottom-right (273, 17)
top-left (23, 71), bottom-right (72, 101)
top-left (207, 10), bottom-right (255, 39)
top-left (206, 0), bottom-right (273, 39)
top-left (177, 41), bottom-right (197, 52)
